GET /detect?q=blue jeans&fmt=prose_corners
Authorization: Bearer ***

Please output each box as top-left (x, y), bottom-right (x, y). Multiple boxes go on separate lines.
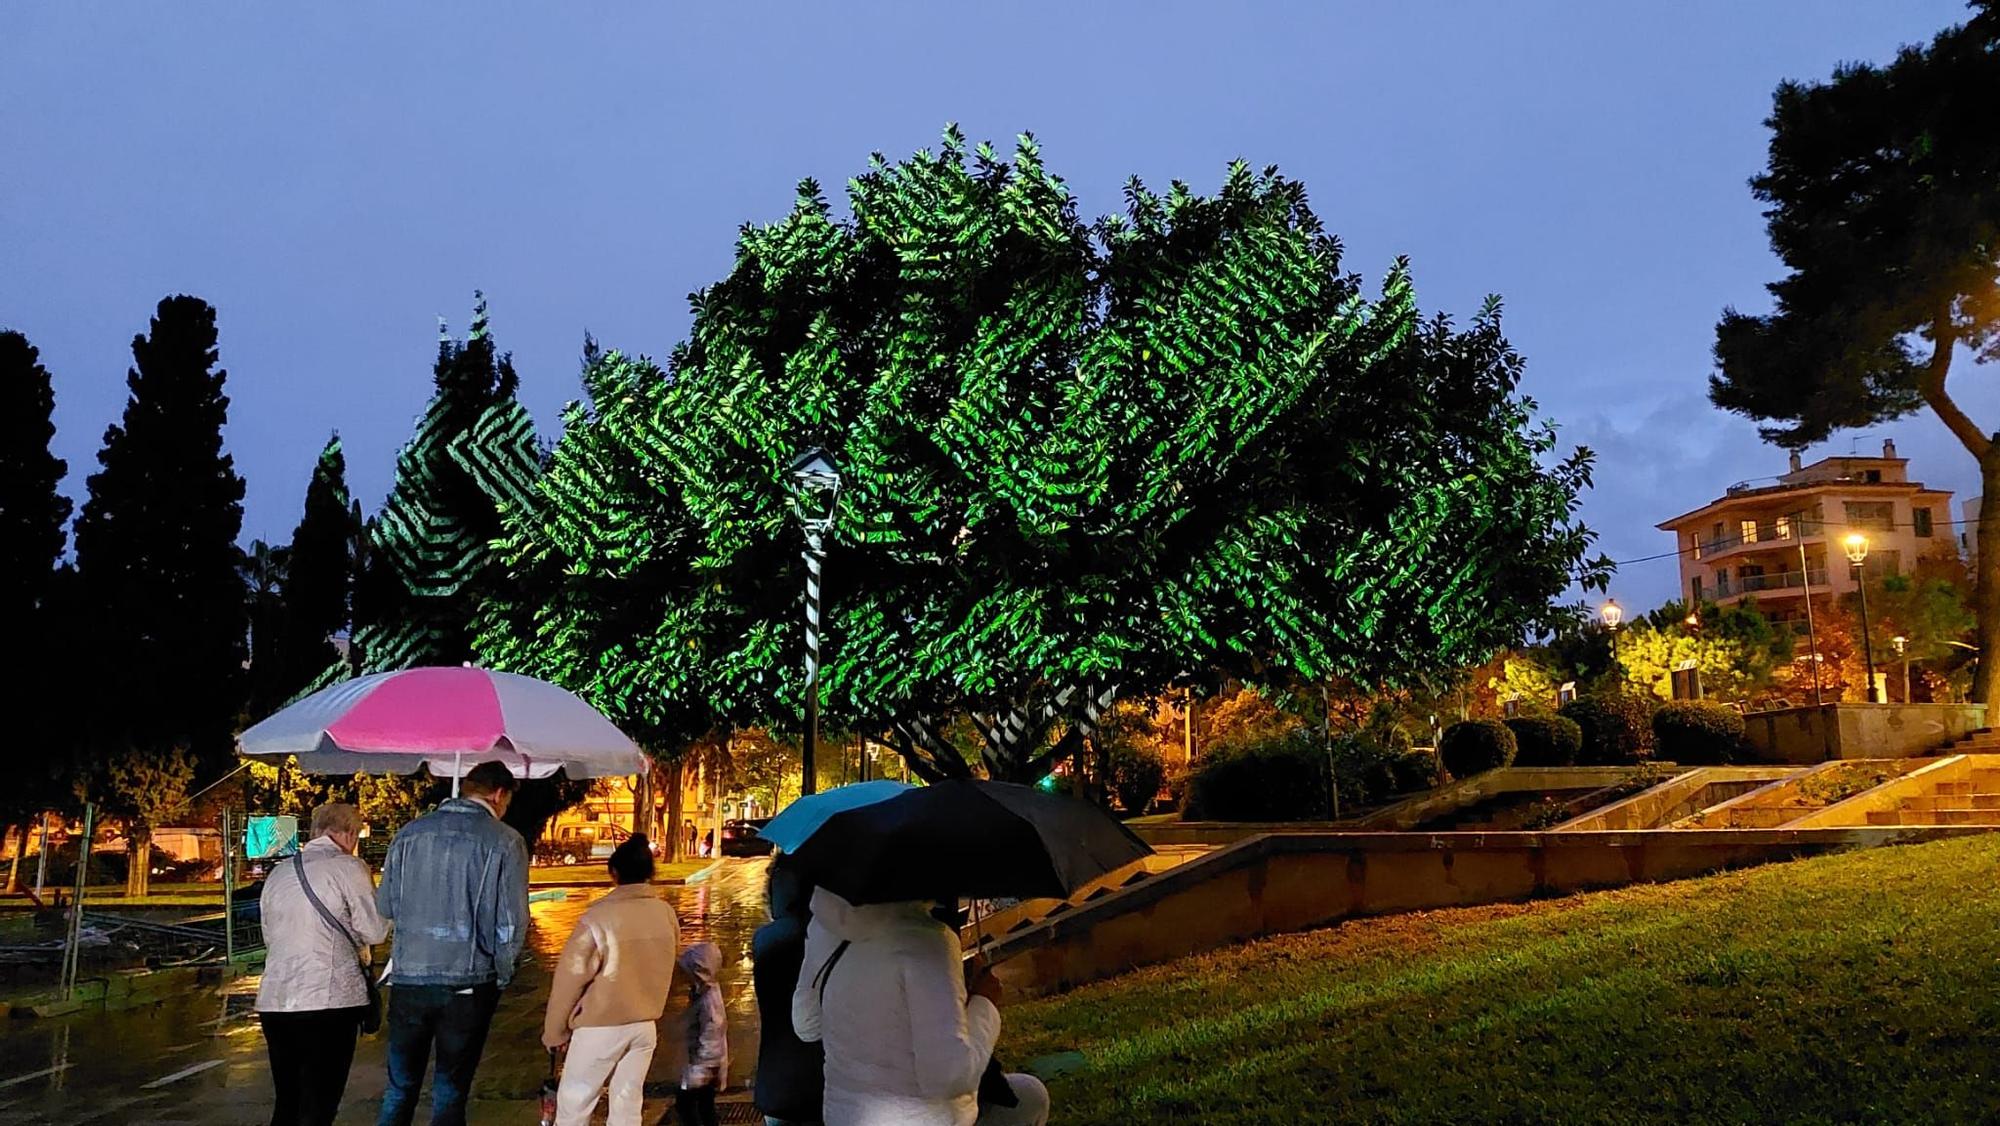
top-left (376, 982), bottom-right (501, 1126)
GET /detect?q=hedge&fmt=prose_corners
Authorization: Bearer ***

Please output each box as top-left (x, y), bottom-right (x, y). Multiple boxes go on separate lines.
top-left (1506, 715), bottom-right (1584, 767)
top-left (1652, 701), bottom-right (1745, 765)
top-left (1184, 732), bottom-right (1329, 821)
top-left (1108, 741), bottom-right (1168, 814)
top-left (1559, 695), bottom-right (1657, 765)
top-left (1439, 719), bottom-right (1517, 779)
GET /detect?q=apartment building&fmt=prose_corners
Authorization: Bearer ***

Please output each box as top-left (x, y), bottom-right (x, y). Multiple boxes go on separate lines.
top-left (1656, 440), bottom-right (1954, 623)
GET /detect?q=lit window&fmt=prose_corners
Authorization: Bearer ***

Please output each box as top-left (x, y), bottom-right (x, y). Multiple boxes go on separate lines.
top-left (1691, 535), bottom-right (1702, 560)
top-left (1776, 516), bottom-right (1792, 540)
top-left (1740, 519), bottom-right (1759, 544)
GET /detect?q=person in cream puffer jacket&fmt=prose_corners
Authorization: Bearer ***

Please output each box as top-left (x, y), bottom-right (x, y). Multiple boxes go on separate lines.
top-left (791, 888), bottom-right (1048, 1126)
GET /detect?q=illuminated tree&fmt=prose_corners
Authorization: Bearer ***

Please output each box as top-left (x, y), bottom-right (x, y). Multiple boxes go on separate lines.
top-left (1711, 3), bottom-right (2000, 700)
top-left (482, 130), bottom-right (1607, 785)
top-left (351, 294), bottom-right (539, 673)
top-left (1615, 601), bottom-right (1792, 703)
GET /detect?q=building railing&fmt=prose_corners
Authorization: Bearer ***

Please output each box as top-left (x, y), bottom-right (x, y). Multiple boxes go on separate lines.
top-left (1698, 519), bottom-right (1826, 559)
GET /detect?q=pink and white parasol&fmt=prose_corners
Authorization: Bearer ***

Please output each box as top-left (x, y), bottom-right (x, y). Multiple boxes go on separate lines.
top-left (238, 666), bottom-right (645, 782)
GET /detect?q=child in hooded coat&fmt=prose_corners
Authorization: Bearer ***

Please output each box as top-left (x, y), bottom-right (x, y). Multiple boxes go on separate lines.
top-left (677, 941), bottom-right (729, 1126)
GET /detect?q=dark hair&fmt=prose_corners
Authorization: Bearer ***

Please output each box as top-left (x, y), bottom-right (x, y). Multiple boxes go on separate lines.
top-left (609, 835), bottom-right (655, 884)
top-left (461, 760), bottom-right (519, 797)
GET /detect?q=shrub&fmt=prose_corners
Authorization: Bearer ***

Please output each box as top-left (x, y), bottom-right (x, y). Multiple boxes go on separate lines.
top-left (1184, 731), bottom-right (1329, 821)
top-left (1107, 741), bottom-right (1168, 815)
top-left (1389, 748), bottom-right (1442, 793)
top-left (1506, 715), bottom-right (1584, 767)
top-left (1439, 720), bottom-right (1517, 779)
top-left (1651, 701), bottom-right (1745, 765)
top-left (1559, 695), bottom-right (1657, 765)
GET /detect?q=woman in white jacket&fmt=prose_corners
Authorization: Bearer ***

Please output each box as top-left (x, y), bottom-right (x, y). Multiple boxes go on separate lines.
top-left (792, 888), bottom-right (1049, 1126)
top-left (256, 802), bottom-right (390, 1126)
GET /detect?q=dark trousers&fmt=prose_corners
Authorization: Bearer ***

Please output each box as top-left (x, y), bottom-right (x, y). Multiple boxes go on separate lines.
top-left (260, 1006), bottom-right (365, 1126)
top-left (677, 1084), bottom-right (719, 1126)
top-left (375, 982), bottom-right (501, 1126)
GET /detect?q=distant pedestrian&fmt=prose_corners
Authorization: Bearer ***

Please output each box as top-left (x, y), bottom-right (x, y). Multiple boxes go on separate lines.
top-left (701, 828), bottom-right (715, 859)
top-left (752, 853), bottom-right (824, 1126)
top-left (677, 942), bottom-right (729, 1126)
top-left (374, 761), bottom-right (530, 1126)
top-left (541, 835), bottom-right (681, 1126)
top-left (257, 802), bottom-right (388, 1126)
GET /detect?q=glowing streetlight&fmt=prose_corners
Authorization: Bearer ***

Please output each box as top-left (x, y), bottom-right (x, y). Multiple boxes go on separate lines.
top-left (1843, 533), bottom-right (1879, 703)
top-left (1600, 600), bottom-right (1623, 629)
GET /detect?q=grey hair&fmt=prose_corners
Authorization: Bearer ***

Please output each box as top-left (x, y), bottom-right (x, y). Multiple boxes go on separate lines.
top-left (309, 802), bottom-right (363, 840)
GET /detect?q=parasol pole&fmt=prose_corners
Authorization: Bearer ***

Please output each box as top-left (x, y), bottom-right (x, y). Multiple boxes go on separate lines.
top-left (452, 750), bottom-right (462, 798)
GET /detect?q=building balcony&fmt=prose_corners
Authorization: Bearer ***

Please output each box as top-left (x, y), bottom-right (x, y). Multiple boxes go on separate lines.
top-left (1696, 520), bottom-right (1826, 563)
top-left (1712, 568), bottom-right (1829, 603)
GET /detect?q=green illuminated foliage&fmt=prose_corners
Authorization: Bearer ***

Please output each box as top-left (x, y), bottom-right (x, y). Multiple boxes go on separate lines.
top-left (483, 130), bottom-right (1607, 782)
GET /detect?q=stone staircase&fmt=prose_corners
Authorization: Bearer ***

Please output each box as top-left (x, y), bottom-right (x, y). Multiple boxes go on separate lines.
top-left (1865, 763), bottom-right (2000, 826)
top-left (1940, 728), bottom-right (2000, 755)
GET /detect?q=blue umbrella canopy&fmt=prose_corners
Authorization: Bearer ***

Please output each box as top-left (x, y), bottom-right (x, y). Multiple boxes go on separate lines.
top-left (758, 780), bottom-right (915, 853)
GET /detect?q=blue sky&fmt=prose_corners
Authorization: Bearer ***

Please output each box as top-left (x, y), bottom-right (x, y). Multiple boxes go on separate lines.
top-left (2, 2), bottom-right (1984, 611)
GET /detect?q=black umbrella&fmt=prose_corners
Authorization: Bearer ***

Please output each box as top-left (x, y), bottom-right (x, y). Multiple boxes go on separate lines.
top-left (775, 779), bottom-right (1153, 905)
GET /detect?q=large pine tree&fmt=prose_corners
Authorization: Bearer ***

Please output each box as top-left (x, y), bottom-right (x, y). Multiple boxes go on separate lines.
top-left (72, 297), bottom-right (247, 890)
top-left (0, 330), bottom-right (74, 887)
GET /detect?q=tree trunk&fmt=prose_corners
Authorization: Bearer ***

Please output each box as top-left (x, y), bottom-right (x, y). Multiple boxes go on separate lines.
top-left (4, 824), bottom-right (21, 894)
top-left (126, 832), bottom-right (150, 898)
top-left (1976, 449), bottom-right (2000, 706)
top-left (663, 761), bottom-right (685, 863)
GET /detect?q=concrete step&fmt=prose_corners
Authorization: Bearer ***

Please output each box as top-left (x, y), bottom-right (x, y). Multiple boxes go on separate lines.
top-left (1969, 769), bottom-right (2000, 786)
top-left (1934, 809), bottom-right (2000, 825)
top-left (1867, 811), bottom-right (1903, 826)
top-left (1934, 781), bottom-right (1974, 797)
top-left (1970, 794), bottom-right (2000, 809)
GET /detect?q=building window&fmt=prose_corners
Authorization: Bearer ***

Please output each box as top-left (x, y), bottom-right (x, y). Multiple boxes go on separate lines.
top-left (1716, 568), bottom-right (1730, 596)
top-left (1691, 575), bottom-right (1703, 601)
top-left (1689, 535), bottom-right (1703, 560)
top-left (1914, 506), bottom-right (1933, 537)
top-left (1843, 501), bottom-right (1894, 531)
top-left (1863, 469), bottom-right (1882, 483)
top-left (1775, 516), bottom-right (1792, 540)
top-left (1740, 519), bottom-right (1759, 545)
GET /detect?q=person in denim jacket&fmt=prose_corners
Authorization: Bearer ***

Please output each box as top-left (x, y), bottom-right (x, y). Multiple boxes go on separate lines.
top-left (374, 760), bottom-right (530, 1126)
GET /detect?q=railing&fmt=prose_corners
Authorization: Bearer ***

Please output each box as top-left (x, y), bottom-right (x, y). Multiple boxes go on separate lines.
top-left (1699, 520), bottom-right (1826, 559)
top-left (1736, 569), bottom-right (1829, 593)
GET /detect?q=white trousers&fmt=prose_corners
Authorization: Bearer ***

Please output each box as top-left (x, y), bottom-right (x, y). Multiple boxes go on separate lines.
top-left (975, 1074), bottom-right (1051, 1126)
top-left (556, 1020), bottom-right (659, 1126)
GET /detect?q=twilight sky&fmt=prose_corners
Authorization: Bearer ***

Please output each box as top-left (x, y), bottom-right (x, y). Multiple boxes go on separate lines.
top-left (2, 2), bottom-right (1985, 611)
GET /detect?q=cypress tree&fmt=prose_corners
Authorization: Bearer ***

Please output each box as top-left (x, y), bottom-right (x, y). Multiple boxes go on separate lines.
top-left (273, 435), bottom-right (360, 700)
top-left (0, 330), bottom-right (69, 630)
top-left (352, 291), bottom-right (539, 672)
top-left (0, 330), bottom-right (74, 885)
top-left (72, 296), bottom-right (247, 888)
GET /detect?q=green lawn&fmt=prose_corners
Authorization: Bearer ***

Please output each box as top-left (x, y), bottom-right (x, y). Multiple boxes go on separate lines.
top-left (1007, 833), bottom-right (2000, 1124)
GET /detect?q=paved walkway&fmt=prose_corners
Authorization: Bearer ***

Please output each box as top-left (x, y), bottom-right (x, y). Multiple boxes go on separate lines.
top-left (0, 858), bottom-right (772, 1124)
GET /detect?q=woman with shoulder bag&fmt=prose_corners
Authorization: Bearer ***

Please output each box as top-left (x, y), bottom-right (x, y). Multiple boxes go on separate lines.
top-left (256, 802), bottom-right (390, 1126)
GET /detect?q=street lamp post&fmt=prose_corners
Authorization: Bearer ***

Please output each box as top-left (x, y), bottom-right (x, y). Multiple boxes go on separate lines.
top-left (1601, 599), bottom-right (1624, 677)
top-left (1844, 533), bottom-right (1880, 704)
top-left (790, 447), bottom-right (842, 796)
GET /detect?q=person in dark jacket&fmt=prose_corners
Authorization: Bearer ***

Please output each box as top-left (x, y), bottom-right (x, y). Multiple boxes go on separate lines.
top-left (752, 854), bottom-right (824, 1125)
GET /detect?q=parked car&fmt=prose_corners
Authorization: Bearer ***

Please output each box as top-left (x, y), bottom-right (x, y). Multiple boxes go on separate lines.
top-left (538, 822), bottom-right (657, 866)
top-left (720, 818), bottom-right (774, 857)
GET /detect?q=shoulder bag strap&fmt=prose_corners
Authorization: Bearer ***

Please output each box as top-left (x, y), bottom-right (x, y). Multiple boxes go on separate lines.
top-left (812, 939), bottom-right (852, 1004)
top-left (294, 851), bottom-right (364, 954)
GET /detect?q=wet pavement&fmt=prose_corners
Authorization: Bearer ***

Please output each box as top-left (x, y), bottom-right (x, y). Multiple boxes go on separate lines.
top-left (0, 858), bottom-right (773, 1124)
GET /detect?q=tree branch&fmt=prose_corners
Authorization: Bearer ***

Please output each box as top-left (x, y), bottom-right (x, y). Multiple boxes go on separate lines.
top-left (1919, 311), bottom-right (1987, 459)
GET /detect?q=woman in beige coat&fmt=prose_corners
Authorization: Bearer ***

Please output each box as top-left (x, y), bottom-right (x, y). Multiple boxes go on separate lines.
top-left (256, 803), bottom-right (389, 1126)
top-left (542, 835), bottom-right (681, 1126)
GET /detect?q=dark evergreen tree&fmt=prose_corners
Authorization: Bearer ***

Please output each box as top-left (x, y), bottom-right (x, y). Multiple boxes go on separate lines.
top-left (269, 435), bottom-right (360, 705)
top-left (71, 296), bottom-right (247, 892)
top-left (1711, 2), bottom-right (2000, 699)
top-left (0, 331), bottom-right (69, 624)
top-left (241, 538), bottom-right (291, 721)
top-left (0, 330), bottom-right (74, 887)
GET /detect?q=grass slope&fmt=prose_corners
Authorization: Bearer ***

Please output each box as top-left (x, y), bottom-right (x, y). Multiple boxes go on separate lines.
top-left (1007, 833), bottom-right (2000, 1124)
